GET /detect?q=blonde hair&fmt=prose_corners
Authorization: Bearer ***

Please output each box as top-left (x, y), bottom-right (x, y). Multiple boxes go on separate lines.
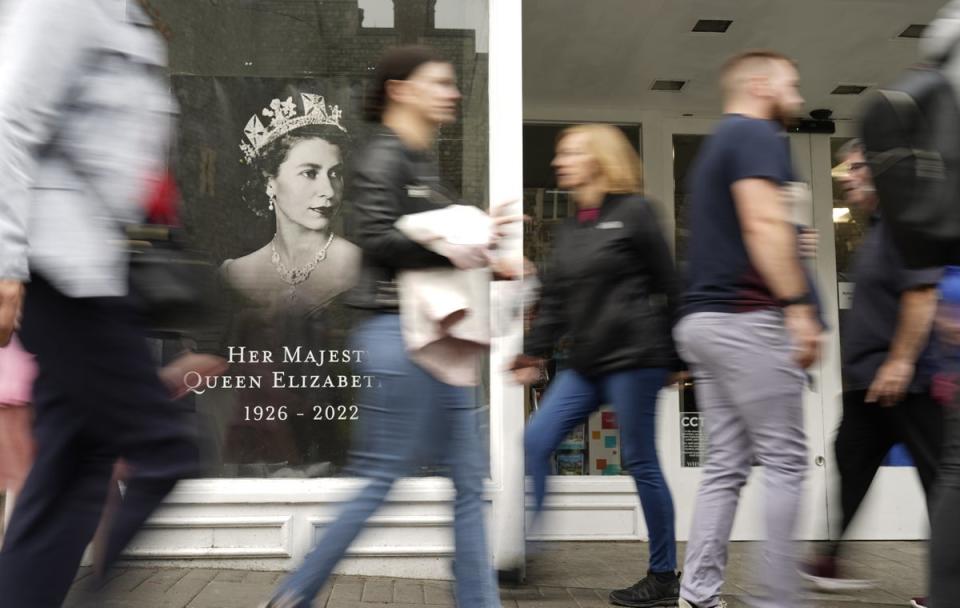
top-left (557, 124), bottom-right (643, 194)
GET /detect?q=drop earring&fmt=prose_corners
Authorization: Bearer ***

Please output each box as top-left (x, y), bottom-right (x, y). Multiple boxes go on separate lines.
top-left (268, 194), bottom-right (276, 211)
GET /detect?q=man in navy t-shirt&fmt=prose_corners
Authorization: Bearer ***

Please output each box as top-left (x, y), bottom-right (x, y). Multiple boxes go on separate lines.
top-left (675, 50), bottom-right (824, 608)
top-left (683, 116), bottom-right (796, 314)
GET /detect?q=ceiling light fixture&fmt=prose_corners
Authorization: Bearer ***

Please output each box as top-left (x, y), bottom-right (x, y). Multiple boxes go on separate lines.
top-left (833, 207), bottom-right (852, 223)
top-left (831, 85), bottom-right (868, 95)
top-left (692, 19), bottom-right (732, 33)
top-left (651, 80), bottom-right (686, 91)
top-left (899, 24), bottom-right (927, 38)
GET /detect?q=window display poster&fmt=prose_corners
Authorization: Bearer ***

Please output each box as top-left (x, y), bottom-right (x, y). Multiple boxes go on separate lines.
top-left (556, 452), bottom-right (586, 476)
top-left (150, 0), bottom-right (490, 480)
top-left (171, 76), bottom-right (372, 478)
top-left (680, 380), bottom-right (705, 468)
top-left (588, 406), bottom-right (622, 475)
top-left (554, 423), bottom-right (586, 475)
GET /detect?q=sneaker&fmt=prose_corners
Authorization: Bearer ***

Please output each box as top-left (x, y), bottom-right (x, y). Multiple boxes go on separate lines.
top-left (259, 592), bottom-right (302, 608)
top-left (798, 554), bottom-right (877, 591)
top-left (910, 598), bottom-right (928, 608)
top-left (609, 571), bottom-right (680, 607)
top-left (678, 598), bottom-right (728, 608)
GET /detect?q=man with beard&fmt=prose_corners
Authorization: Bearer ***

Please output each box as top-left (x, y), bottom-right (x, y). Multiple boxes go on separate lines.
top-left (675, 50), bottom-right (824, 608)
top-left (800, 140), bottom-right (942, 608)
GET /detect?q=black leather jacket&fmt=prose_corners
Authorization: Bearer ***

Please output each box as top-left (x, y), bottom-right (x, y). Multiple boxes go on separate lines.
top-left (345, 128), bottom-right (453, 312)
top-left (524, 193), bottom-right (681, 375)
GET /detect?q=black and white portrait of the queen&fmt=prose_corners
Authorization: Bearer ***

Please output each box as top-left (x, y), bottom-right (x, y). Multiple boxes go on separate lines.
top-left (223, 91), bottom-right (361, 315)
top-left (170, 78), bottom-right (366, 476)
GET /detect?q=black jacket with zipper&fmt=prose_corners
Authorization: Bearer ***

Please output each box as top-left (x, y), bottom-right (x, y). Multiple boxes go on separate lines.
top-left (524, 193), bottom-right (681, 375)
top-left (345, 128), bottom-right (454, 312)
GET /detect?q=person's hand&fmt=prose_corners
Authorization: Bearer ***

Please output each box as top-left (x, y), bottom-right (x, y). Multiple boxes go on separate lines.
top-left (489, 257), bottom-right (516, 280)
top-left (491, 212), bottom-right (526, 238)
top-left (489, 199), bottom-right (529, 242)
top-left (798, 228), bottom-right (819, 259)
top-left (0, 280), bottom-right (24, 347)
top-left (490, 199), bottom-right (522, 226)
top-left (665, 371), bottom-right (690, 387)
top-left (508, 354), bottom-right (543, 385)
top-left (160, 352), bottom-right (229, 399)
top-left (784, 304), bottom-right (822, 369)
top-left (866, 358), bottom-right (914, 406)
top-left (491, 256), bottom-right (537, 281)
top-left (435, 241), bottom-right (492, 270)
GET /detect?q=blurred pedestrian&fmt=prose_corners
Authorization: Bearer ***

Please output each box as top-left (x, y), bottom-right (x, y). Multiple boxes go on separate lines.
top-left (0, 334), bottom-right (35, 531)
top-left (0, 1), bottom-right (202, 606)
top-left (799, 140), bottom-right (942, 601)
top-left (929, 268), bottom-right (960, 608)
top-left (920, 10), bottom-right (960, 608)
top-left (856, 4), bottom-right (960, 605)
top-left (511, 123), bottom-right (681, 607)
top-left (262, 45), bottom-right (502, 608)
top-left (675, 50), bottom-right (823, 608)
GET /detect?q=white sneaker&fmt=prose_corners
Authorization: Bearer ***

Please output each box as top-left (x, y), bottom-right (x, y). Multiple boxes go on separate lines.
top-left (259, 594), bottom-right (301, 608)
top-left (679, 598), bottom-right (727, 608)
top-left (799, 572), bottom-right (878, 592)
top-left (798, 556), bottom-right (877, 592)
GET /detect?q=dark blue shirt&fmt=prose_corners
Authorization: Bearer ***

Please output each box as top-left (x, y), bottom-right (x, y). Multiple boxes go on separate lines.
top-left (681, 115), bottom-right (796, 316)
top-left (841, 214), bottom-right (942, 392)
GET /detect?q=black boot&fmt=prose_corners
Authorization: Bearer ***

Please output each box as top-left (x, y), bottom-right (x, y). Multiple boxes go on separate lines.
top-left (609, 570), bottom-right (680, 607)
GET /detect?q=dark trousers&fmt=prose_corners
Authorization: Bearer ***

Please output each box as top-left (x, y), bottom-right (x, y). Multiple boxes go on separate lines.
top-left (930, 400), bottom-right (960, 608)
top-left (0, 276), bottom-right (198, 608)
top-left (828, 388), bottom-right (942, 555)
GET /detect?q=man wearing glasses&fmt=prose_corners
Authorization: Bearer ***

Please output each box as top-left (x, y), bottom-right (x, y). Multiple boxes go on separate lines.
top-left (800, 139), bottom-right (942, 608)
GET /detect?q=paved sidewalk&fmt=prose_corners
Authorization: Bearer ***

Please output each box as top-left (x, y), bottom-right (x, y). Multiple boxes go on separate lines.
top-left (62, 541), bottom-right (927, 608)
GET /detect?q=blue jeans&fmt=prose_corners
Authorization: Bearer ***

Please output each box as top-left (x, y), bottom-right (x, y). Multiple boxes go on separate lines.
top-left (524, 367), bottom-right (677, 573)
top-left (272, 314), bottom-right (499, 608)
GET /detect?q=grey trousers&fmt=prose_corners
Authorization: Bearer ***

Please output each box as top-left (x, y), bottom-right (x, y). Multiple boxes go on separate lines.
top-left (675, 311), bottom-right (807, 608)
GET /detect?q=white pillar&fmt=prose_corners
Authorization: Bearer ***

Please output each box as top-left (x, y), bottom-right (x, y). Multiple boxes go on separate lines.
top-left (487, 0), bottom-right (525, 576)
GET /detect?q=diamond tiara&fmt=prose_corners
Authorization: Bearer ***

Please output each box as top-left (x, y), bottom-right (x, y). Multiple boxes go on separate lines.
top-left (240, 93), bottom-right (346, 164)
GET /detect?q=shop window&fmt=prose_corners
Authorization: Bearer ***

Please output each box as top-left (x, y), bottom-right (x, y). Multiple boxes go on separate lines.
top-left (672, 134), bottom-right (706, 269)
top-left (152, 0), bottom-right (490, 478)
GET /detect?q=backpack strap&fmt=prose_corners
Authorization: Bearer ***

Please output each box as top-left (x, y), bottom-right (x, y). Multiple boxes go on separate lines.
top-left (878, 89), bottom-right (928, 147)
top-left (870, 147), bottom-right (916, 177)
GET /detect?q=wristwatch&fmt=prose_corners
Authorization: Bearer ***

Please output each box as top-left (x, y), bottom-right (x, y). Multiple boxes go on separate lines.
top-left (778, 292), bottom-right (814, 308)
